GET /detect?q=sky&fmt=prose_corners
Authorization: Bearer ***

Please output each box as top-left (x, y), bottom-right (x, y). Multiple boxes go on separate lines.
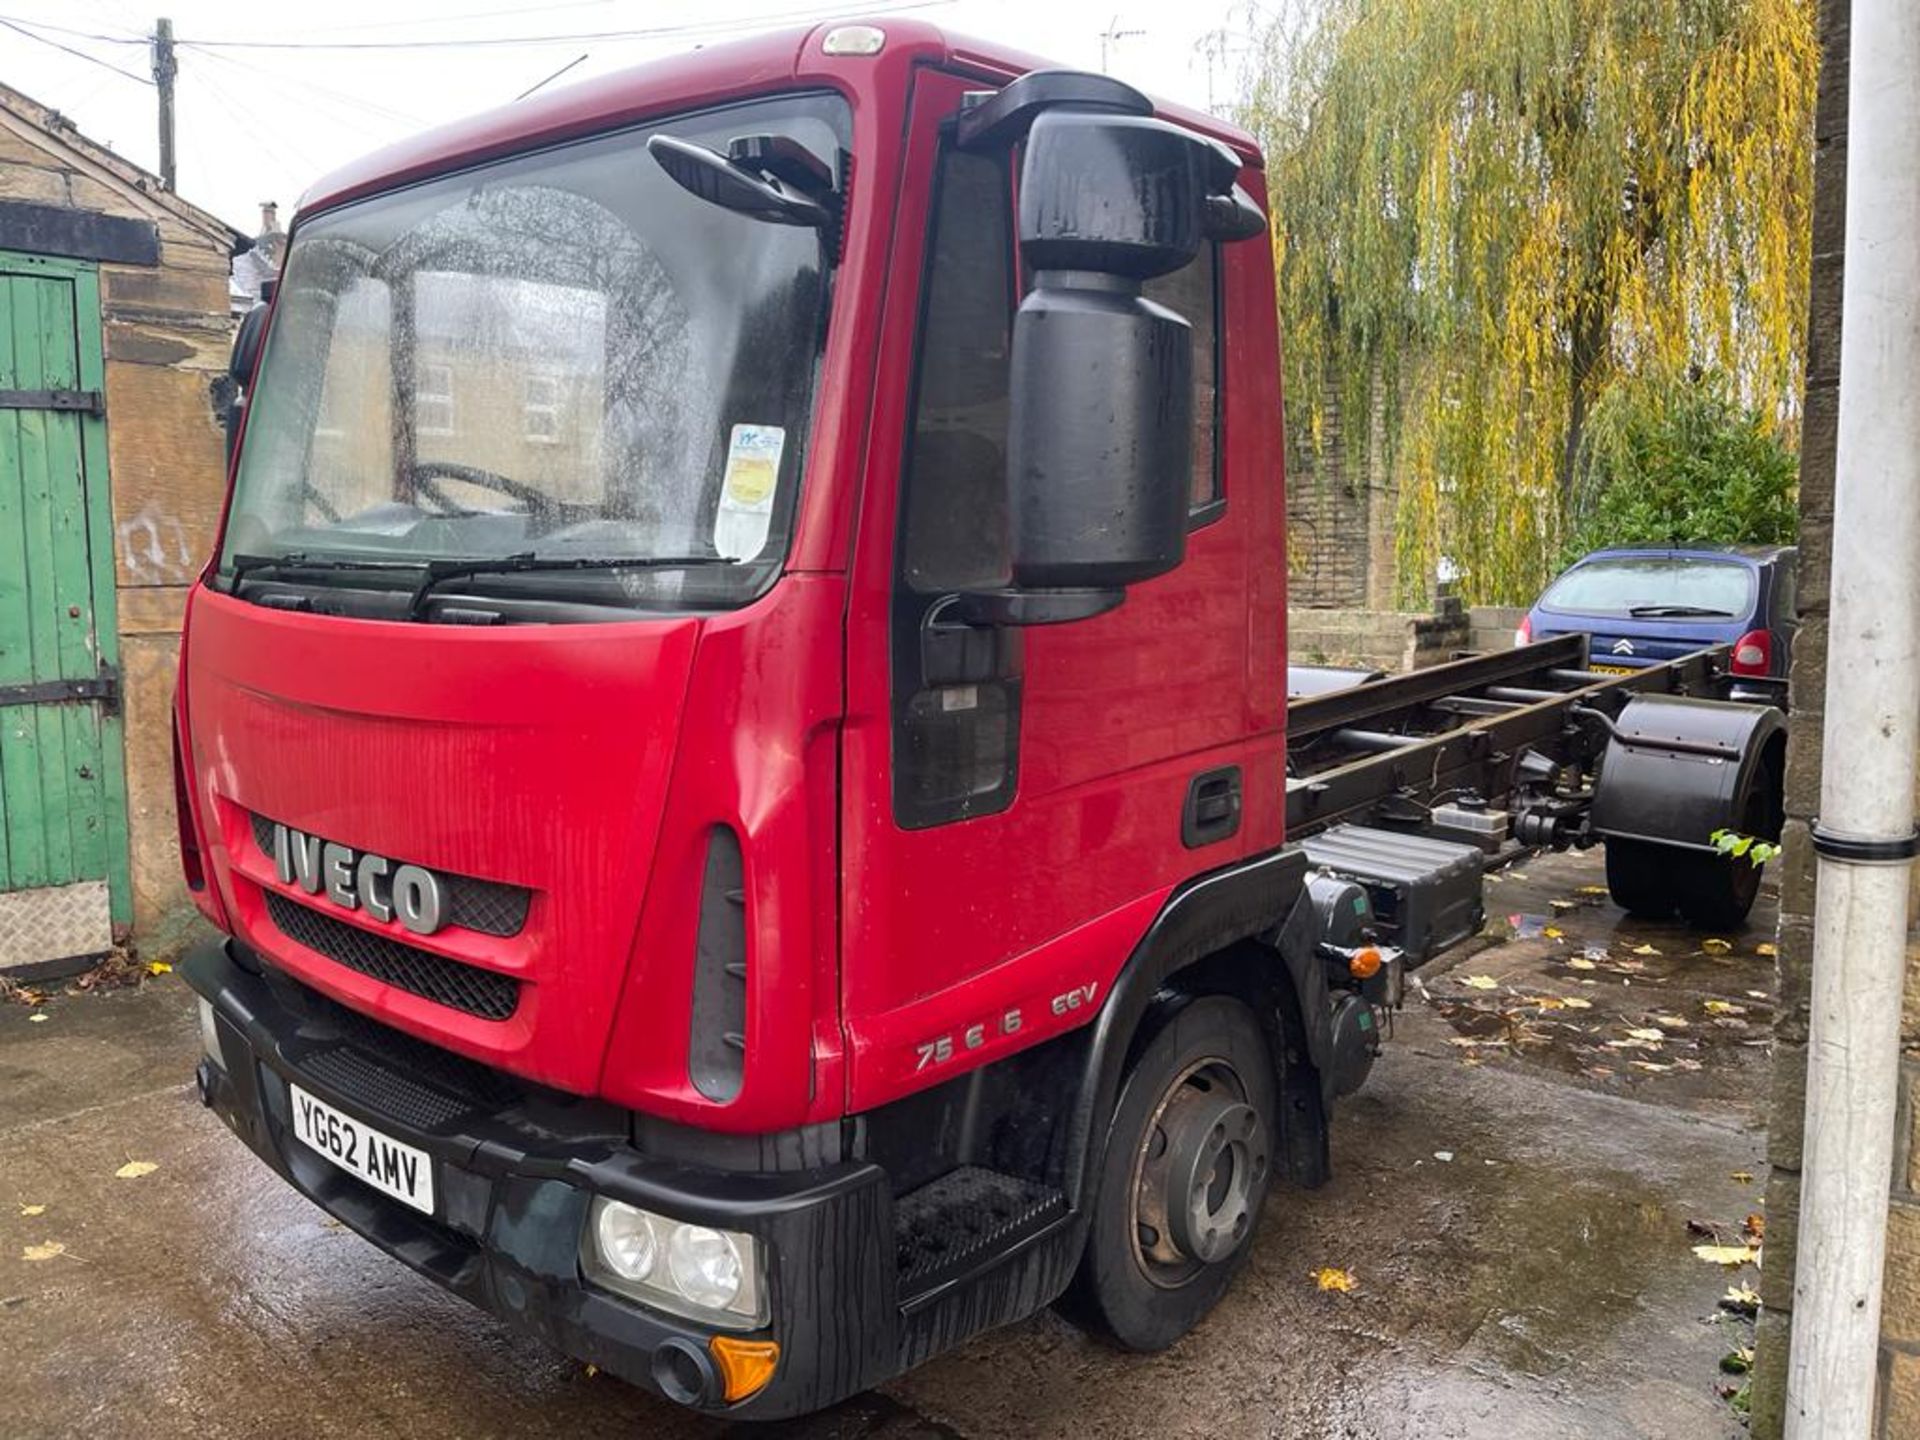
top-left (0, 1), bottom-right (1271, 236)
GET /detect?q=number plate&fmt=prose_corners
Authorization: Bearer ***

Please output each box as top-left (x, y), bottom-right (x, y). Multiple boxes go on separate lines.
top-left (1588, 662), bottom-right (1634, 675)
top-left (288, 1083), bottom-right (435, 1215)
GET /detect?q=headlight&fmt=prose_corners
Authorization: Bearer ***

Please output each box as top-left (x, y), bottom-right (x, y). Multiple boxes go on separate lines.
top-left (583, 1198), bottom-right (765, 1328)
top-left (198, 998), bottom-right (222, 1065)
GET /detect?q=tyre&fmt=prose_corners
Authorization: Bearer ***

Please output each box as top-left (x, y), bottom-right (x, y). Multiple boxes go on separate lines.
top-left (1677, 762), bottom-right (1777, 930)
top-left (1060, 995), bottom-right (1277, 1352)
top-left (1605, 838), bottom-right (1680, 919)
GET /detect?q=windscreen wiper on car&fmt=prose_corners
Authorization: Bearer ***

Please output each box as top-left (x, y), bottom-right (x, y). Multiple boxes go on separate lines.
top-left (1625, 604), bottom-right (1737, 618)
top-left (406, 552), bottom-right (739, 619)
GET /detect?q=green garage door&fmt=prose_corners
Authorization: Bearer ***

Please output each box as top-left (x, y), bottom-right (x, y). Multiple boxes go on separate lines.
top-left (0, 251), bottom-right (130, 971)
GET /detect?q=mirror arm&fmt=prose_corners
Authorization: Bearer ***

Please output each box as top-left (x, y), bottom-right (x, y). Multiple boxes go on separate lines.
top-left (950, 587), bottom-right (1125, 628)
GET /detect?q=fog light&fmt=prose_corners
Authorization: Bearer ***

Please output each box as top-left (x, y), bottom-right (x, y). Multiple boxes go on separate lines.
top-left (198, 998), bottom-right (222, 1065)
top-left (583, 1198), bottom-right (766, 1328)
top-left (668, 1224), bottom-right (743, 1311)
top-left (594, 1201), bottom-right (659, 1283)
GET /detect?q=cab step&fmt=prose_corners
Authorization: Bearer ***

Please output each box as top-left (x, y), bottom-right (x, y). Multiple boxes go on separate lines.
top-left (893, 1166), bottom-right (1067, 1294)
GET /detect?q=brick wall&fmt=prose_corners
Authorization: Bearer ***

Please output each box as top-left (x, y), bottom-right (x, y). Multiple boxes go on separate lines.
top-left (1287, 360), bottom-right (1400, 609)
top-left (1287, 593), bottom-right (1470, 672)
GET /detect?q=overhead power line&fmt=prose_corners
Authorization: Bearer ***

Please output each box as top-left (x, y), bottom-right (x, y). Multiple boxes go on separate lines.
top-left (0, 2), bottom-right (951, 53)
top-left (0, 15), bottom-right (151, 83)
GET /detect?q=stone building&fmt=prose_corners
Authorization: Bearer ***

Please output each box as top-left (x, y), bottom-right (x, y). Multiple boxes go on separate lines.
top-left (1751, 0), bottom-right (1920, 1433)
top-left (0, 83), bottom-right (243, 972)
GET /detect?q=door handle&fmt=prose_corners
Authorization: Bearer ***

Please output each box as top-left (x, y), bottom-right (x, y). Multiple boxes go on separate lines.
top-left (1183, 766), bottom-right (1242, 848)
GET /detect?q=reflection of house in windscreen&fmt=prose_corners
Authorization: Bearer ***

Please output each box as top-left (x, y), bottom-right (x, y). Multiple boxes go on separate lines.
top-left (229, 200), bottom-right (283, 315)
top-left (307, 269), bottom-right (609, 517)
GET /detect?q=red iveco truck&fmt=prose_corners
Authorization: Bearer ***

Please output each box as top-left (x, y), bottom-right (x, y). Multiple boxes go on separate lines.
top-left (179, 19), bottom-right (1786, 1418)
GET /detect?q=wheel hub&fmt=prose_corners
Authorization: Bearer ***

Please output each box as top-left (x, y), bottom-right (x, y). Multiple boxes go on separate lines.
top-left (1131, 1059), bottom-right (1270, 1286)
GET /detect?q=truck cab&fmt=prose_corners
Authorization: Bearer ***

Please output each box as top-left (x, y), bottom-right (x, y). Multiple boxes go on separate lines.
top-left (179, 19), bottom-right (1421, 1417)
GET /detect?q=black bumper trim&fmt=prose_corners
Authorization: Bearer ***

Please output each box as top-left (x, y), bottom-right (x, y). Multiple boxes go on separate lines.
top-left (182, 940), bottom-right (898, 1419)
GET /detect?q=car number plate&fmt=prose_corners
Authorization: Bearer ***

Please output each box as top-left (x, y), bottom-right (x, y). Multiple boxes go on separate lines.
top-left (288, 1083), bottom-right (435, 1215)
top-left (1588, 662), bottom-right (1634, 675)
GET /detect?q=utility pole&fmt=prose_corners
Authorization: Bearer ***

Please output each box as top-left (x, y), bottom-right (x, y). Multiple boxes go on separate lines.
top-left (151, 17), bottom-right (176, 191)
top-left (1099, 15), bottom-right (1144, 74)
top-left (1783, 0), bottom-right (1920, 1433)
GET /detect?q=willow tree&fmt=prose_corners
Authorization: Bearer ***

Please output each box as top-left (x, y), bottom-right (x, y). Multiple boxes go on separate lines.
top-left (1241, 0), bottom-right (1817, 604)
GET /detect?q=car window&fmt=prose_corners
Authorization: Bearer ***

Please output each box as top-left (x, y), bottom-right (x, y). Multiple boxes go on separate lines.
top-left (1539, 557), bottom-right (1756, 617)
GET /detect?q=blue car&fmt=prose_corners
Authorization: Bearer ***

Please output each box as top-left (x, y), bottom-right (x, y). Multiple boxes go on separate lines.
top-left (1519, 545), bottom-right (1797, 700)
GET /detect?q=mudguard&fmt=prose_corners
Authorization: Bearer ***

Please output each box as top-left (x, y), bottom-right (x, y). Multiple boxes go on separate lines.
top-left (1588, 694), bottom-right (1786, 852)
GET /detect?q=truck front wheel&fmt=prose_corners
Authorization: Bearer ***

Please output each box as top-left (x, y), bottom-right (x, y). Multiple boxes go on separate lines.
top-left (1060, 995), bottom-right (1277, 1351)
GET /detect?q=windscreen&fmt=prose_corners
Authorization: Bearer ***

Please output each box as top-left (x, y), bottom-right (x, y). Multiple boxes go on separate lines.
top-left (1539, 556), bottom-right (1755, 617)
top-left (219, 92), bottom-right (848, 613)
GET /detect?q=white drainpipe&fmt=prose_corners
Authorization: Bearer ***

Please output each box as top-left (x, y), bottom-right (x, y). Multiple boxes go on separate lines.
top-left (1782, 0), bottom-right (1920, 1432)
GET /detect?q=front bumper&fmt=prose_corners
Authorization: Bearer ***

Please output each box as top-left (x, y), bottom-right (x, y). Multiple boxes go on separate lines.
top-left (183, 940), bottom-right (897, 1419)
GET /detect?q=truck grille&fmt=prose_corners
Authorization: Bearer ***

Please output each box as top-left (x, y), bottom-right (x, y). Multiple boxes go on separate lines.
top-left (248, 813), bottom-right (530, 937)
top-left (264, 892), bottom-right (521, 1021)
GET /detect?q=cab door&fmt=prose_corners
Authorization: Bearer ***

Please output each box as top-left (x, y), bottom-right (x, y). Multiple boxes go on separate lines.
top-left (838, 71), bottom-right (1274, 1113)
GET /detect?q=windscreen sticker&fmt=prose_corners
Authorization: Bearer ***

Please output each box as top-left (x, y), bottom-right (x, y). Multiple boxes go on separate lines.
top-left (714, 423), bottom-right (785, 560)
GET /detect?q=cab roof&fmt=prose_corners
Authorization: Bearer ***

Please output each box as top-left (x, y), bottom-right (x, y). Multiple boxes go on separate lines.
top-left (299, 17), bottom-right (1262, 218)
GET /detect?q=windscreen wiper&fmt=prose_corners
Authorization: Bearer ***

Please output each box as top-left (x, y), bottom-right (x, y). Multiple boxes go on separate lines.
top-left (226, 552), bottom-right (426, 596)
top-left (1626, 604), bottom-right (1737, 618)
top-left (406, 552), bottom-right (738, 619)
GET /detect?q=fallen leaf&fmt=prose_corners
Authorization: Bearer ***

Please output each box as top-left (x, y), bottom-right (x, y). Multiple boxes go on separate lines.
top-left (1561, 997), bottom-right (1594, 1009)
top-left (1693, 1244), bottom-right (1758, 1267)
top-left (1746, 990), bottom-right (1771, 1001)
top-left (1312, 1267), bottom-right (1357, 1293)
top-left (1732, 1171), bottom-right (1755, 1185)
top-left (1549, 899), bottom-right (1577, 913)
top-left (1460, 975), bottom-right (1500, 991)
top-left (1543, 926), bottom-right (1565, 940)
top-left (1577, 885), bottom-right (1609, 896)
top-left (19, 1204), bottom-right (45, 1217)
top-left (21, 1240), bottom-right (65, 1262)
top-left (1568, 956), bottom-right (1598, 971)
top-left (1744, 1213), bottom-right (1767, 1242)
top-left (1652, 1014), bottom-right (1690, 1029)
top-left (1448, 1036), bottom-right (1509, 1048)
top-left (1705, 1000), bottom-right (1749, 1017)
top-left (28, 1012), bottom-right (48, 1023)
top-left (1721, 1285), bottom-right (1761, 1316)
top-left (1506, 871), bottom-right (1529, 882)
top-left (584, 1363), bottom-right (599, 1379)
top-left (1433, 1151), bottom-right (1454, 1162)
top-left (114, 1160), bottom-right (158, 1180)
top-left (1702, 938), bottom-right (1734, 955)
top-left (1630, 1061), bottom-right (1673, 1073)
top-left (1631, 943), bottom-right (1662, 956)
top-left (146, 960), bottom-right (173, 976)
top-left (1525, 995), bottom-right (1567, 1010)
top-left (1626, 1027), bottom-right (1667, 1042)
top-left (1756, 943), bottom-right (1778, 958)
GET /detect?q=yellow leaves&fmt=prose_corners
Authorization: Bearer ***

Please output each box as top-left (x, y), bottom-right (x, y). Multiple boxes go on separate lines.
top-left (1705, 1000), bottom-right (1749, 1017)
top-left (19, 1203), bottom-right (46, 1217)
top-left (114, 1160), bottom-right (158, 1180)
top-left (28, 1012), bottom-right (47, 1024)
top-left (1577, 885), bottom-right (1609, 897)
top-left (1701, 938), bottom-right (1734, 955)
top-left (1731, 1171), bottom-right (1755, 1185)
top-left (1561, 996), bottom-right (1593, 1010)
top-left (1756, 943), bottom-right (1778, 958)
top-left (1630, 944), bottom-right (1661, 957)
top-left (1625, 1027), bottom-right (1667, 1043)
top-left (1693, 1244), bottom-right (1758, 1267)
top-left (1312, 1267), bottom-right (1357, 1293)
top-left (1460, 974), bottom-right (1500, 990)
top-left (146, 960), bottom-right (173, 976)
top-left (1567, 956), bottom-right (1598, 971)
top-left (21, 1241), bottom-right (66, 1262)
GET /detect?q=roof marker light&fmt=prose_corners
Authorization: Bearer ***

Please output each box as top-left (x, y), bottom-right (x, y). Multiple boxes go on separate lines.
top-left (822, 25), bottom-right (885, 56)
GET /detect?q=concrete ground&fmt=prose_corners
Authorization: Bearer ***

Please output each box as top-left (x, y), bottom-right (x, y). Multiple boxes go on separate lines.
top-left (1, 850), bottom-right (1771, 1439)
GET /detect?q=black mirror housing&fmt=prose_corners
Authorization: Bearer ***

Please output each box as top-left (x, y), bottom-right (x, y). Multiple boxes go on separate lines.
top-left (229, 304), bottom-right (268, 388)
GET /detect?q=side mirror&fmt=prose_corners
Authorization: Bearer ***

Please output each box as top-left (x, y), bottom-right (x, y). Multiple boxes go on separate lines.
top-left (230, 304), bottom-right (269, 390)
top-left (648, 134), bottom-right (836, 233)
top-left (955, 73), bottom-right (1263, 624)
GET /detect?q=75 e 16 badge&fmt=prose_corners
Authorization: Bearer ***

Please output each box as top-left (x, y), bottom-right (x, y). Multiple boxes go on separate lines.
top-left (913, 982), bottom-right (1100, 1072)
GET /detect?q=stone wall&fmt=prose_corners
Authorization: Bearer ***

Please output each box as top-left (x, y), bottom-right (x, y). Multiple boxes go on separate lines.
top-left (1287, 360), bottom-right (1400, 610)
top-left (0, 88), bottom-right (237, 951)
top-left (1287, 594), bottom-right (1471, 672)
